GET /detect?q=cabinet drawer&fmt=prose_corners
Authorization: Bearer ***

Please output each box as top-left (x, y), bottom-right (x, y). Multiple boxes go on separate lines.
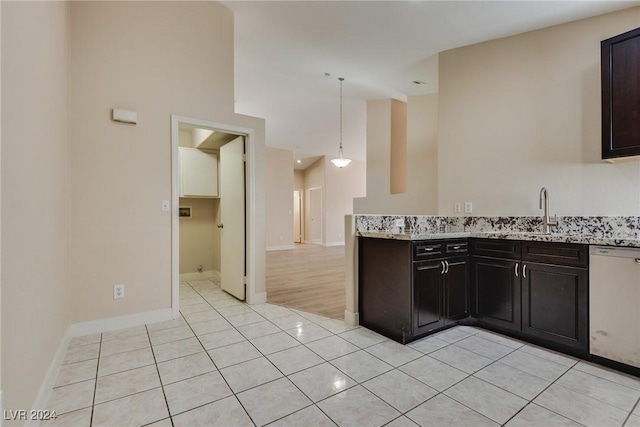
top-left (472, 239), bottom-right (521, 259)
top-left (413, 242), bottom-right (443, 259)
top-left (521, 241), bottom-right (588, 267)
top-left (446, 240), bottom-right (468, 255)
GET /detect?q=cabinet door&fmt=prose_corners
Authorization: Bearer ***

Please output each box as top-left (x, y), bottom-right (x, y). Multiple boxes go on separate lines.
top-left (601, 27), bottom-right (640, 159)
top-left (473, 257), bottom-right (521, 331)
top-left (413, 260), bottom-right (444, 334)
top-left (179, 147), bottom-right (218, 197)
top-left (522, 263), bottom-right (588, 351)
top-left (445, 256), bottom-right (469, 324)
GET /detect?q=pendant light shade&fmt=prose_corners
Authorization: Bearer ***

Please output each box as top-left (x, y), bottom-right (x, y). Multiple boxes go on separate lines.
top-left (331, 77), bottom-right (352, 168)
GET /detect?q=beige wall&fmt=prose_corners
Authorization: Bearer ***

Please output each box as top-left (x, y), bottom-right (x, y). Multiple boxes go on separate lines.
top-left (324, 158), bottom-right (366, 245)
top-left (68, 1), bottom-right (266, 321)
top-left (179, 198), bottom-right (220, 274)
top-left (265, 147), bottom-right (294, 250)
top-left (1, 0), bottom-right (71, 416)
top-left (294, 169), bottom-right (304, 191)
top-left (390, 99), bottom-right (407, 194)
top-left (354, 94), bottom-right (438, 214)
top-left (439, 8), bottom-right (640, 216)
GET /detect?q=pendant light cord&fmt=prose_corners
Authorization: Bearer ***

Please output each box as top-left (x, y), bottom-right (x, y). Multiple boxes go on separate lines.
top-left (339, 77), bottom-right (344, 153)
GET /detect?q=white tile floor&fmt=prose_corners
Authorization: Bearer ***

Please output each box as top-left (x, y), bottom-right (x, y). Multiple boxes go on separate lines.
top-left (44, 278), bottom-right (640, 427)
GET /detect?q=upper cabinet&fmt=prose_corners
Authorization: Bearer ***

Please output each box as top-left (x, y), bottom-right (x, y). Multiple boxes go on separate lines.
top-left (601, 27), bottom-right (640, 160)
top-left (179, 147), bottom-right (218, 198)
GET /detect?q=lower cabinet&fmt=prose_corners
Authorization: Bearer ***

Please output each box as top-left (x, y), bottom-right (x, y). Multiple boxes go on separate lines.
top-left (359, 237), bottom-right (469, 343)
top-left (413, 260), bottom-right (444, 335)
top-left (472, 239), bottom-right (589, 356)
top-left (473, 257), bottom-right (521, 332)
top-left (522, 262), bottom-right (588, 350)
top-left (359, 236), bottom-right (589, 355)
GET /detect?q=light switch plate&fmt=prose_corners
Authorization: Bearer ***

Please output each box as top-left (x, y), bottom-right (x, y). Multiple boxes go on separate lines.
top-left (161, 200), bottom-right (170, 212)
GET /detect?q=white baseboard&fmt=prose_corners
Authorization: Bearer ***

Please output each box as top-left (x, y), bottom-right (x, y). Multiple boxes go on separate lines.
top-left (69, 308), bottom-right (174, 337)
top-left (28, 329), bottom-right (71, 427)
top-left (29, 308), bottom-right (174, 426)
top-left (266, 245), bottom-right (295, 251)
top-left (179, 270), bottom-right (218, 282)
top-left (344, 310), bottom-right (359, 326)
top-left (325, 241), bottom-right (345, 247)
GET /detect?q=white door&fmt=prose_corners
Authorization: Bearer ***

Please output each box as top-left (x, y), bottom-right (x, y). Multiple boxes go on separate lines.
top-left (293, 190), bottom-right (302, 243)
top-left (309, 187), bottom-right (322, 244)
top-left (220, 136), bottom-right (245, 300)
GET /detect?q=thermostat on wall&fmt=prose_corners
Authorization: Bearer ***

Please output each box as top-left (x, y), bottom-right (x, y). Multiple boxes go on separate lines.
top-left (111, 108), bottom-right (137, 124)
top-left (179, 206), bottom-right (192, 219)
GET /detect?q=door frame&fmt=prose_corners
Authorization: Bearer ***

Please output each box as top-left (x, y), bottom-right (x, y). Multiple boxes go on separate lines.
top-left (171, 115), bottom-right (257, 319)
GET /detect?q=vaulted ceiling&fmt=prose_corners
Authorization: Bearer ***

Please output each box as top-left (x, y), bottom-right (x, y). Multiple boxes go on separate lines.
top-left (225, 1), bottom-right (640, 166)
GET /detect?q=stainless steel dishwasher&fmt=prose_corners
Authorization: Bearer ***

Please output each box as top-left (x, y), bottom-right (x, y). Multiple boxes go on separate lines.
top-left (589, 246), bottom-right (640, 368)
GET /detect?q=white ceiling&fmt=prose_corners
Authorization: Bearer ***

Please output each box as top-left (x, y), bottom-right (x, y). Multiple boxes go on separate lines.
top-left (225, 1), bottom-right (640, 167)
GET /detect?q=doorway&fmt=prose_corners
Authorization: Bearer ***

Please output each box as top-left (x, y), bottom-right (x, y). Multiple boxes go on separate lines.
top-left (171, 115), bottom-right (258, 318)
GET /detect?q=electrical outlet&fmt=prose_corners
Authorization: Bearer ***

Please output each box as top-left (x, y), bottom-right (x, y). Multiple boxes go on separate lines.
top-left (395, 219), bottom-right (404, 227)
top-left (161, 200), bottom-right (170, 212)
top-left (454, 203), bottom-right (461, 213)
top-left (114, 284), bottom-right (125, 299)
top-left (464, 202), bottom-right (473, 213)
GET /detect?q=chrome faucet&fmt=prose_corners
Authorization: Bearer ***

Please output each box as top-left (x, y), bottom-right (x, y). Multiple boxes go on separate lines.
top-left (539, 187), bottom-right (558, 234)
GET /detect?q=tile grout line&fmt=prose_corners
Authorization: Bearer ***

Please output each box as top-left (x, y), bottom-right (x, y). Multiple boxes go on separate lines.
top-left (88, 333), bottom-right (103, 427)
top-left (186, 280), bottom-right (363, 426)
top-left (179, 282), bottom-right (261, 426)
top-left (145, 324), bottom-right (175, 427)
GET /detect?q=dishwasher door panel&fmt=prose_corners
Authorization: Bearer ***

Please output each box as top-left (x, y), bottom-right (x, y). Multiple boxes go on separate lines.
top-left (589, 248), bottom-right (640, 368)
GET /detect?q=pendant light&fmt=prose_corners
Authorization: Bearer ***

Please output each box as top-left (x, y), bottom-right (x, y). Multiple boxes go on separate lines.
top-left (331, 77), bottom-right (352, 168)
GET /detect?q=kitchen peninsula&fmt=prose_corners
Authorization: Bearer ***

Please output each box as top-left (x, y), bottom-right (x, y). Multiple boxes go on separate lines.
top-left (351, 214), bottom-right (640, 375)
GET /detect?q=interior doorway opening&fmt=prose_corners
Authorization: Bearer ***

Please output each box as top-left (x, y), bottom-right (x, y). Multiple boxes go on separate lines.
top-left (171, 115), bottom-right (258, 318)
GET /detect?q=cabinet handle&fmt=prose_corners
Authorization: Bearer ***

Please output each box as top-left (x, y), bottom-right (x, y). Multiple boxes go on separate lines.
top-left (515, 263), bottom-right (519, 277)
top-left (445, 260), bottom-right (449, 274)
top-left (523, 264), bottom-right (527, 278)
top-left (635, 258), bottom-right (640, 264)
top-left (451, 245), bottom-right (460, 250)
top-left (424, 247), bottom-right (435, 252)
top-left (440, 261), bottom-right (446, 274)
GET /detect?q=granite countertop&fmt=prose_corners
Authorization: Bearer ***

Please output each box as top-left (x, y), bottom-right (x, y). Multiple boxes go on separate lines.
top-left (356, 230), bottom-right (640, 248)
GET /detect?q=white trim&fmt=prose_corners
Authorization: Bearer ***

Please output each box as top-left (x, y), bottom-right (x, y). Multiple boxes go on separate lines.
top-left (29, 308), bottom-right (173, 425)
top-left (324, 242), bottom-right (345, 247)
top-left (249, 291), bottom-right (267, 305)
top-left (179, 270), bottom-right (218, 282)
top-left (28, 329), bottom-right (71, 427)
top-left (69, 308), bottom-right (173, 337)
top-left (171, 115), bottom-right (258, 307)
top-left (344, 310), bottom-right (359, 326)
top-left (266, 245), bottom-right (295, 251)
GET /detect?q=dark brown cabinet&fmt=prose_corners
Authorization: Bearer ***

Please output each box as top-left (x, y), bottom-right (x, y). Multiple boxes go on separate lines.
top-left (601, 27), bottom-right (640, 160)
top-left (473, 256), bottom-right (521, 331)
top-left (359, 237), bottom-right (469, 344)
top-left (472, 239), bottom-right (589, 355)
top-left (521, 262), bottom-right (588, 350)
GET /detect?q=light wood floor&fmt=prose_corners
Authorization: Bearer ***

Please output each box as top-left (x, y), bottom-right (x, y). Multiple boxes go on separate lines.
top-left (266, 244), bottom-right (346, 320)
